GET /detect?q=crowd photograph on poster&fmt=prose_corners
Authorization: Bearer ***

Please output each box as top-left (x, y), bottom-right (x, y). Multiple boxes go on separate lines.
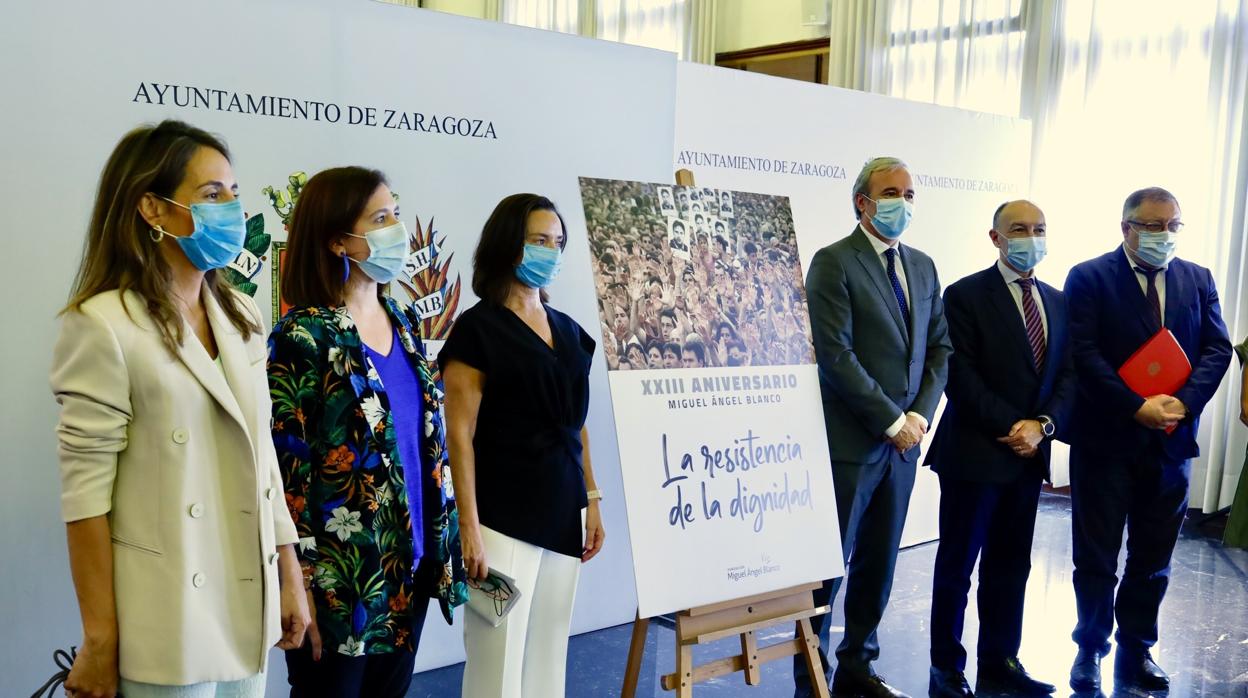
top-left (580, 178), bottom-right (814, 372)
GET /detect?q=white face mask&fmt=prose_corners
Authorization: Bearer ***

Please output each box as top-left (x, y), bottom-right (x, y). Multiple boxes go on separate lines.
top-left (345, 221), bottom-right (409, 283)
top-left (1132, 228), bottom-right (1179, 268)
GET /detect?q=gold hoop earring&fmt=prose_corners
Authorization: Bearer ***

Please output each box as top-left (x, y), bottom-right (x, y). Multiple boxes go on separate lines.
top-left (149, 225), bottom-right (165, 242)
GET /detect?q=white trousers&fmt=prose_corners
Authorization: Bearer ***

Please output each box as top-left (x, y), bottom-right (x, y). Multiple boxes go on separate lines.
top-left (462, 524), bottom-right (582, 698)
top-left (117, 672), bottom-right (265, 698)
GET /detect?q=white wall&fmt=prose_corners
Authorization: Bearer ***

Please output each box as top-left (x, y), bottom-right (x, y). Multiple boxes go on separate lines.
top-left (0, 1), bottom-right (675, 693)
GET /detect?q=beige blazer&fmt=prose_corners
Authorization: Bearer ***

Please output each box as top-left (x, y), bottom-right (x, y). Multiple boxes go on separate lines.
top-left (51, 289), bottom-right (298, 686)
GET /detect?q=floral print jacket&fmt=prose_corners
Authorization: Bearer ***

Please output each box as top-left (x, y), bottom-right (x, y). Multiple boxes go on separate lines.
top-left (268, 297), bottom-right (468, 656)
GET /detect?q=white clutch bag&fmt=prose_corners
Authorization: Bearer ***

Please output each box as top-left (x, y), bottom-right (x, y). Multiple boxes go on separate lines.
top-left (466, 568), bottom-right (522, 627)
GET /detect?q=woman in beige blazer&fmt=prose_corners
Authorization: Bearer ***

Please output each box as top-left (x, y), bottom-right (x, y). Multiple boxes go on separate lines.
top-left (50, 120), bottom-right (309, 698)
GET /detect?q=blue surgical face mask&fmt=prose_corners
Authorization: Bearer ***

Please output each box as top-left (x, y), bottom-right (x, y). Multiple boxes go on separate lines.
top-left (1003, 234), bottom-right (1047, 272)
top-left (866, 196), bottom-right (914, 240)
top-left (516, 244), bottom-right (562, 289)
top-left (345, 221), bottom-right (409, 283)
top-left (1133, 229), bottom-right (1178, 268)
top-left (156, 196), bottom-right (246, 271)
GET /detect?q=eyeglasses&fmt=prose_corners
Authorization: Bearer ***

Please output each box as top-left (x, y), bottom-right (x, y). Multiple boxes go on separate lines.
top-left (1127, 220), bottom-right (1184, 234)
top-left (473, 575), bottom-right (515, 617)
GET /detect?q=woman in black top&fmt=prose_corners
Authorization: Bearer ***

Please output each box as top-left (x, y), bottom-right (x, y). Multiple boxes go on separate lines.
top-left (441, 193), bottom-right (604, 698)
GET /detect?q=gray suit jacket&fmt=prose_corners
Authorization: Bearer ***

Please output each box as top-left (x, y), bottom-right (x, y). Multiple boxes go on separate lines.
top-left (806, 226), bottom-right (952, 464)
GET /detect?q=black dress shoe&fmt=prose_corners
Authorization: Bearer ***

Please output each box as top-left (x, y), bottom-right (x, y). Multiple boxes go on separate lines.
top-left (1114, 649), bottom-right (1169, 692)
top-left (929, 667), bottom-right (974, 697)
top-left (976, 657), bottom-right (1055, 695)
top-left (1070, 647), bottom-right (1103, 691)
top-left (832, 670), bottom-right (912, 698)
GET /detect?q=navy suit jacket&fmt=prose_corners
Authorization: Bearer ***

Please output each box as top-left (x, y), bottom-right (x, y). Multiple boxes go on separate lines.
top-left (926, 265), bottom-right (1076, 483)
top-left (806, 227), bottom-right (952, 464)
top-left (1063, 247), bottom-right (1232, 462)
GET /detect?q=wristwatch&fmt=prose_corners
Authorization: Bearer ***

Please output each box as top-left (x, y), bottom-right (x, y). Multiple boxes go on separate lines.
top-left (1037, 415), bottom-right (1056, 438)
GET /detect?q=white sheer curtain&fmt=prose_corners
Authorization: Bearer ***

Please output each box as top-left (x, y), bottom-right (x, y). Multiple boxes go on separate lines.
top-left (499, 0), bottom-right (714, 61)
top-left (834, 0), bottom-right (1248, 509)
top-left (501, 0), bottom-right (582, 34)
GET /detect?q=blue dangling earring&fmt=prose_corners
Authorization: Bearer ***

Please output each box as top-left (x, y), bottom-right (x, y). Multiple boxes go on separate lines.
top-left (341, 253), bottom-right (351, 284)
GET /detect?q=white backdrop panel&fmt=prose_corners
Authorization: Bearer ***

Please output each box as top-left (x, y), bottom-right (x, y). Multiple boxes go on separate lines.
top-left (674, 63), bottom-right (1036, 546)
top-left (0, 1), bottom-right (675, 691)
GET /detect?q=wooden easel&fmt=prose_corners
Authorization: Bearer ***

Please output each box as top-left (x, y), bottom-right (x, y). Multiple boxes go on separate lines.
top-left (619, 169), bottom-right (832, 698)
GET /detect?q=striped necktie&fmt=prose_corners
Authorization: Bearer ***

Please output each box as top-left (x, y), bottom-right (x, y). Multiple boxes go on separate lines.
top-left (1016, 278), bottom-right (1046, 372)
top-left (1135, 267), bottom-right (1164, 329)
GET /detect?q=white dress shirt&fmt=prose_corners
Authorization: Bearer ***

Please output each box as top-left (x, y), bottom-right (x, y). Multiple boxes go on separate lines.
top-left (997, 259), bottom-right (1048, 340)
top-left (862, 224), bottom-right (910, 305)
top-left (1123, 243), bottom-right (1168, 318)
top-left (859, 226), bottom-right (926, 438)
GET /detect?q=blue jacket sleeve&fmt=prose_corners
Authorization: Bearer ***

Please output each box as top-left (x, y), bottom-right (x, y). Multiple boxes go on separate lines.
top-left (1172, 268), bottom-right (1232, 417)
top-left (911, 262), bottom-right (953, 423)
top-left (1063, 264), bottom-right (1147, 419)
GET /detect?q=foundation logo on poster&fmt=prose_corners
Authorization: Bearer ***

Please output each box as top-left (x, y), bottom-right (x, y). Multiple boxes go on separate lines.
top-left (263, 170), bottom-right (462, 339)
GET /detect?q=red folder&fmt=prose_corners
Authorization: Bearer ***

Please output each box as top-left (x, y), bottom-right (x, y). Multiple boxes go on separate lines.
top-left (1117, 328), bottom-right (1191, 434)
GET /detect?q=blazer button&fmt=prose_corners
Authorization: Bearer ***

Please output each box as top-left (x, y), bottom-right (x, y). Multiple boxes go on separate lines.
top-left (192, 573), bottom-right (206, 588)
top-left (265, 487), bottom-right (277, 501)
top-left (188, 503), bottom-right (205, 519)
top-left (268, 552), bottom-right (279, 565)
top-left (172, 428), bottom-right (189, 444)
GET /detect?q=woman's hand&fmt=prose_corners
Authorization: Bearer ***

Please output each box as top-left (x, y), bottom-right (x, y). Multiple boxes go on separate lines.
top-left (275, 546), bottom-right (310, 651)
top-left (461, 522), bottom-right (489, 582)
top-left (303, 589), bottom-right (323, 661)
top-left (277, 577), bottom-right (310, 651)
top-left (64, 636), bottom-right (118, 698)
top-left (582, 502), bottom-right (606, 563)
top-left (1240, 399), bottom-right (1248, 427)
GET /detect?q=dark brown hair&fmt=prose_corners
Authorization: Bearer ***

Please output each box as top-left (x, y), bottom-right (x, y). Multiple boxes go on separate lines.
top-left (472, 193), bottom-right (567, 306)
top-left (281, 166), bottom-right (388, 309)
top-left (65, 119), bottom-right (259, 355)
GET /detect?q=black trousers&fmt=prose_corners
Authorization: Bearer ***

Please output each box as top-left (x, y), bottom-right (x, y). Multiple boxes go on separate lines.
top-left (929, 471), bottom-right (1042, 672)
top-left (794, 448), bottom-right (916, 695)
top-left (1070, 448), bottom-right (1189, 657)
top-left (287, 565), bottom-right (434, 698)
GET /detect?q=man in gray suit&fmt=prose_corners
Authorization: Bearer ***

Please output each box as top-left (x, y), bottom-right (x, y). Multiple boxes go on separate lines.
top-left (794, 157), bottom-right (952, 698)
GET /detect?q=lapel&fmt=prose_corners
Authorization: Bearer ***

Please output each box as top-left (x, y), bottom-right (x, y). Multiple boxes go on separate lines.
top-left (850, 227), bottom-right (908, 344)
top-left (1163, 262), bottom-right (1187, 329)
top-left (175, 289), bottom-right (249, 438)
top-left (1036, 280), bottom-right (1062, 386)
top-left (1113, 246), bottom-right (1161, 337)
top-left (333, 305), bottom-right (390, 443)
top-left (901, 245), bottom-right (921, 337)
top-left (986, 266), bottom-right (1036, 371)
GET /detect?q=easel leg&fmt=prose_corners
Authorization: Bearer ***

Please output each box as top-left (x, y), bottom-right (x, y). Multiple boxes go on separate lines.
top-left (675, 614), bottom-right (694, 698)
top-left (740, 630), bottom-right (761, 685)
top-left (797, 617), bottom-right (830, 698)
top-left (621, 611), bottom-right (650, 698)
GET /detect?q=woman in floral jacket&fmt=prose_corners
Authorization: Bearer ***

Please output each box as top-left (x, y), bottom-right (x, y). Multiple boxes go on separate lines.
top-left (268, 166), bottom-right (467, 697)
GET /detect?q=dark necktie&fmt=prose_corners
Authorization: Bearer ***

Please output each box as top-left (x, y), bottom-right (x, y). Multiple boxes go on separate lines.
top-left (884, 248), bottom-right (911, 330)
top-left (1136, 267), bottom-right (1163, 329)
top-left (1016, 278), bottom-right (1047, 372)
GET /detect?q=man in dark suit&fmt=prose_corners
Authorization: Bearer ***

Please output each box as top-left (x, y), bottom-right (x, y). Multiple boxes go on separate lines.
top-left (925, 201), bottom-right (1071, 698)
top-left (1063, 187), bottom-right (1231, 693)
top-left (796, 157), bottom-right (952, 698)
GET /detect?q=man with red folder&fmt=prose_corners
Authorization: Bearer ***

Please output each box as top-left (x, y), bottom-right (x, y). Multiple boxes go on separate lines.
top-left (1063, 187), bottom-right (1231, 693)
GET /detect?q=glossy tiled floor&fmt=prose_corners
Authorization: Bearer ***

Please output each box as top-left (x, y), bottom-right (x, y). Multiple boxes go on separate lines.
top-left (412, 495), bottom-right (1248, 697)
